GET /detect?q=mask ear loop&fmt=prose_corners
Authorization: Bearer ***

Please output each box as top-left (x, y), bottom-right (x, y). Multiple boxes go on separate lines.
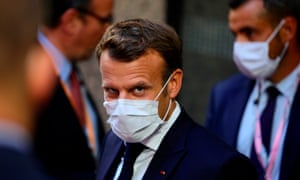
top-left (162, 99), bottom-right (172, 121)
top-left (266, 19), bottom-right (289, 66)
top-left (154, 72), bottom-right (174, 121)
top-left (271, 20), bottom-right (289, 58)
top-left (279, 41), bottom-right (289, 59)
top-left (154, 72), bottom-right (174, 101)
top-left (266, 19), bottom-right (286, 43)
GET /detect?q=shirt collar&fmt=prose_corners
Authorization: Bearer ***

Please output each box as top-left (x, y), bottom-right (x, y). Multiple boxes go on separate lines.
top-left (260, 64), bottom-right (300, 102)
top-left (142, 101), bottom-right (181, 151)
top-left (37, 30), bottom-right (72, 83)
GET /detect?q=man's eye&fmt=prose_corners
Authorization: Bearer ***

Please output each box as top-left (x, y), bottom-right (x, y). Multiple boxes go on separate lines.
top-left (133, 87), bottom-right (145, 95)
top-left (105, 88), bottom-right (119, 96)
top-left (245, 31), bottom-right (253, 38)
top-left (243, 29), bottom-right (255, 39)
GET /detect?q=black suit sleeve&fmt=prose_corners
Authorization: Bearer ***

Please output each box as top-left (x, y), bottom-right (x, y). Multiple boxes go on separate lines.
top-left (215, 155), bottom-right (258, 180)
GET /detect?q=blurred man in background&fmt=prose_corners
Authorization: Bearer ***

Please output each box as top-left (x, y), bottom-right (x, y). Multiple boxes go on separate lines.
top-left (206, 0), bottom-right (300, 179)
top-left (34, 0), bottom-right (113, 179)
top-left (0, 0), bottom-right (53, 179)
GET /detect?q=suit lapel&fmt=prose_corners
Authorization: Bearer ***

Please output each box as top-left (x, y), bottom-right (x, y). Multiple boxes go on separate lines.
top-left (223, 78), bottom-right (255, 147)
top-left (280, 85), bottom-right (300, 179)
top-left (143, 109), bottom-right (190, 180)
top-left (97, 132), bottom-right (124, 180)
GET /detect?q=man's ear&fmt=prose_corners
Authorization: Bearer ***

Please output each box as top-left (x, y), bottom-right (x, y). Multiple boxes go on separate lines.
top-left (60, 8), bottom-right (83, 35)
top-left (281, 16), bottom-right (298, 42)
top-left (167, 68), bottom-right (183, 99)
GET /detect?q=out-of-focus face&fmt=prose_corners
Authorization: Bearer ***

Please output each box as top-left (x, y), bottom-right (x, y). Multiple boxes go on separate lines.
top-left (228, 0), bottom-right (284, 59)
top-left (73, 0), bottom-right (113, 60)
top-left (100, 49), bottom-right (177, 120)
top-left (26, 45), bottom-right (57, 112)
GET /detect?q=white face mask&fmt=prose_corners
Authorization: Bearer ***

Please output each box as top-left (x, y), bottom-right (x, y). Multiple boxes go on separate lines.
top-left (103, 74), bottom-right (173, 143)
top-left (233, 19), bottom-right (289, 79)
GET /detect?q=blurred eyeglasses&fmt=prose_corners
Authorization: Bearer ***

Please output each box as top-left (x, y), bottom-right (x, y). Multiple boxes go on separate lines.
top-left (77, 8), bottom-right (113, 25)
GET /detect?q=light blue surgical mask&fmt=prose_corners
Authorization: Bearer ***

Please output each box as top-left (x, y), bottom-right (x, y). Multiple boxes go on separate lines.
top-left (233, 19), bottom-right (289, 79)
top-left (103, 73), bottom-right (173, 142)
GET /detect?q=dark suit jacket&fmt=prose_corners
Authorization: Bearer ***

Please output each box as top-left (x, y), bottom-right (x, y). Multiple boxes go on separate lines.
top-left (0, 146), bottom-right (50, 180)
top-left (96, 108), bottom-right (258, 180)
top-left (33, 72), bottom-right (105, 180)
top-left (206, 73), bottom-right (300, 180)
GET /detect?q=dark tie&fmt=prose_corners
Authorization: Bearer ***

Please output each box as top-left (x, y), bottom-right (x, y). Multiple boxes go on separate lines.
top-left (118, 143), bottom-right (145, 180)
top-left (250, 86), bottom-right (280, 180)
top-left (260, 86), bottom-right (280, 154)
top-left (70, 67), bottom-right (85, 126)
top-left (70, 66), bottom-right (96, 151)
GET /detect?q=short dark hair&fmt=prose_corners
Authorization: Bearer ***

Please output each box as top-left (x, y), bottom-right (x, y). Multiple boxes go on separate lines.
top-left (229, 0), bottom-right (300, 44)
top-left (96, 18), bottom-right (183, 82)
top-left (42, 0), bottom-right (91, 28)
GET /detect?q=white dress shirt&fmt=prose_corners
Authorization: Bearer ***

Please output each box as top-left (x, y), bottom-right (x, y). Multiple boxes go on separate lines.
top-left (237, 64), bottom-right (300, 180)
top-left (113, 101), bottom-right (181, 180)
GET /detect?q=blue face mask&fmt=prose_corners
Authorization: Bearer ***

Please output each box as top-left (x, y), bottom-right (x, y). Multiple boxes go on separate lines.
top-left (103, 73), bottom-right (173, 143)
top-left (233, 19), bottom-right (289, 79)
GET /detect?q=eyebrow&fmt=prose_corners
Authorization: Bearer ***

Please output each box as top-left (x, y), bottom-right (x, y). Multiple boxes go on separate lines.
top-left (102, 80), bottom-right (152, 91)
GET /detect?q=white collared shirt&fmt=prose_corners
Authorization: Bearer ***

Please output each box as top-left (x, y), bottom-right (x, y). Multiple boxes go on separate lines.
top-left (113, 101), bottom-right (181, 180)
top-left (237, 64), bottom-right (300, 180)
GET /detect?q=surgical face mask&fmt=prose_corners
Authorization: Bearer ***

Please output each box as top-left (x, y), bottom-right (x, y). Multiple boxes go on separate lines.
top-left (233, 19), bottom-right (289, 79)
top-left (103, 74), bottom-right (173, 143)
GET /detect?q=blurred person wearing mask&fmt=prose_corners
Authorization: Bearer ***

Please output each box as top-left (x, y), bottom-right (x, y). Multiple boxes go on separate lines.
top-left (35, 0), bottom-right (113, 179)
top-left (205, 0), bottom-right (300, 179)
top-left (0, 0), bottom-right (54, 179)
top-left (95, 18), bottom-right (258, 180)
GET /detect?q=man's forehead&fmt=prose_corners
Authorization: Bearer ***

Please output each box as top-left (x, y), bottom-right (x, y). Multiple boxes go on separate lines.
top-left (100, 51), bottom-right (165, 85)
top-left (228, 1), bottom-right (269, 29)
top-left (90, 0), bottom-right (113, 16)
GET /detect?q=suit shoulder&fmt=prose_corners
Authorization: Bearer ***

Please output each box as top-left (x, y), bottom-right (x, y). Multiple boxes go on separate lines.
top-left (179, 121), bottom-right (257, 179)
top-left (212, 73), bottom-right (253, 93)
top-left (216, 73), bottom-right (250, 88)
top-left (0, 147), bottom-right (49, 180)
top-left (103, 130), bottom-right (122, 147)
top-left (182, 119), bottom-right (245, 163)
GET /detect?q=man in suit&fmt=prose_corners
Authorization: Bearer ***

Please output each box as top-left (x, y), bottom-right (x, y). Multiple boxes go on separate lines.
top-left (0, 0), bottom-right (53, 179)
top-left (205, 0), bottom-right (300, 179)
top-left (95, 18), bottom-right (257, 180)
top-left (34, 0), bottom-right (113, 179)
